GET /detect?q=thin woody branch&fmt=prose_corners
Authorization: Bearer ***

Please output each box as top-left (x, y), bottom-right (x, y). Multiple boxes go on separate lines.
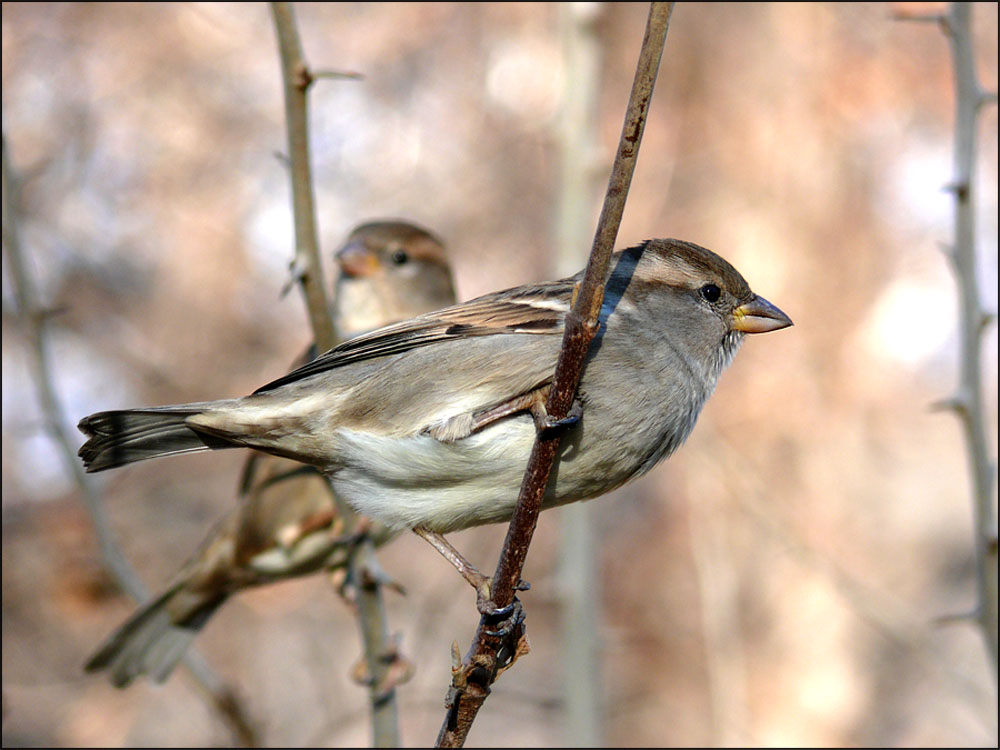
top-left (271, 1), bottom-right (336, 353)
top-left (1, 135), bottom-right (260, 746)
top-left (270, 3), bottom-right (403, 744)
top-left (937, 1), bottom-right (998, 680)
top-left (900, 0), bottom-right (1000, 683)
top-left (434, 3), bottom-right (676, 746)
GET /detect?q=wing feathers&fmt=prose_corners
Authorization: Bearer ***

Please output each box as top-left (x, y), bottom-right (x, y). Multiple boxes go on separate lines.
top-left (255, 279), bottom-right (574, 394)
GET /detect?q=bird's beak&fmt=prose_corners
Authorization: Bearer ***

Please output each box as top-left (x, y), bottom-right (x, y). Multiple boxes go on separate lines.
top-left (336, 241), bottom-right (380, 278)
top-left (732, 295), bottom-right (793, 333)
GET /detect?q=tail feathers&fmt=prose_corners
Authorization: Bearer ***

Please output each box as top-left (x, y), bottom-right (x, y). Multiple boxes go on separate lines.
top-left (85, 585), bottom-right (226, 687)
top-left (78, 403), bottom-right (236, 473)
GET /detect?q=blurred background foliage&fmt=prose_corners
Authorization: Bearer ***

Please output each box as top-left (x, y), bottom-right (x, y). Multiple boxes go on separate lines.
top-left (2, 2), bottom-right (997, 746)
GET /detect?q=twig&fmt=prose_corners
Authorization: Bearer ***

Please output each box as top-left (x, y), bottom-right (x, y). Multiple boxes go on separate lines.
top-left (352, 538), bottom-right (410, 747)
top-left (270, 1), bottom-right (336, 353)
top-left (1, 136), bottom-right (145, 604)
top-left (270, 4), bottom-right (403, 744)
top-left (936, 1), bottom-right (998, 681)
top-left (896, 0), bottom-right (999, 689)
top-left (1, 134), bottom-right (259, 746)
top-left (313, 69), bottom-right (365, 81)
top-left (434, 4), bottom-right (675, 746)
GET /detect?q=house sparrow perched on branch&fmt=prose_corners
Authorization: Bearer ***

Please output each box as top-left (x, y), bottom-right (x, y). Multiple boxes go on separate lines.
top-left (79, 237), bottom-right (790, 600)
top-left (84, 220), bottom-right (456, 687)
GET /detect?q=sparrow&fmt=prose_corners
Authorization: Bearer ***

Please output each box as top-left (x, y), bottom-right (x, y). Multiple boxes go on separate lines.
top-left (84, 220), bottom-right (457, 687)
top-left (79, 237), bottom-right (790, 590)
top-left (333, 220), bottom-right (458, 340)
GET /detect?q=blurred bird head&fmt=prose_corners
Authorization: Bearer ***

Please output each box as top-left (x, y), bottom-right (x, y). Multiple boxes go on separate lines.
top-left (333, 220), bottom-right (457, 339)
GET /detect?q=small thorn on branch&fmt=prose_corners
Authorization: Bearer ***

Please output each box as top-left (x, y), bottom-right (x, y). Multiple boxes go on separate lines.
top-left (293, 61), bottom-right (312, 90)
top-left (359, 550), bottom-right (408, 595)
top-left (31, 305), bottom-right (69, 325)
top-left (986, 530), bottom-right (999, 556)
top-left (891, 11), bottom-right (947, 25)
top-left (980, 311), bottom-right (997, 331)
top-left (929, 394), bottom-right (969, 415)
top-left (350, 636), bottom-right (415, 698)
top-left (281, 256), bottom-right (309, 298)
top-left (941, 180), bottom-right (970, 200)
top-left (977, 90), bottom-right (998, 108)
top-left (313, 69), bottom-right (365, 81)
top-left (936, 240), bottom-right (957, 263)
top-left (933, 608), bottom-right (981, 627)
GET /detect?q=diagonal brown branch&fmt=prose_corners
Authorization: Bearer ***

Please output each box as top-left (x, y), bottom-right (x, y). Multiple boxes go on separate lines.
top-left (270, 4), bottom-right (403, 745)
top-left (434, 3), bottom-right (675, 746)
top-left (1, 134), bottom-right (260, 746)
top-left (553, 3), bottom-right (607, 745)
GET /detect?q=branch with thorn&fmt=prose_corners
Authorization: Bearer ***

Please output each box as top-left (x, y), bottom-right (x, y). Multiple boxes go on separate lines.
top-left (901, 0), bottom-right (998, 681)
top-left (270, 3), bottom-right (403, 746)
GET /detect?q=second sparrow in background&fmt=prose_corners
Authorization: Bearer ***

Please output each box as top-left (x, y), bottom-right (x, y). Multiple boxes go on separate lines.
top-left (85, 220), bottom-right (457, 687)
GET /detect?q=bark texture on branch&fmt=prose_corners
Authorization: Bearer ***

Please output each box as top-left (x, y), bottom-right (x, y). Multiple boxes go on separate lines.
top-left (434, 4), bottom-right (676, 746)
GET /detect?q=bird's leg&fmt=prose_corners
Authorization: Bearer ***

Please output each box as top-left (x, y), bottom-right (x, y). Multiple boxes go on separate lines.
top-left (413, 527), bottom-right (532, 639)
top-left (527, 393), bottom-right (583, 434)
top-left (466, 387), bottom-right (548, 433)
top-left (466, 386), bottom-right (583, 436)
top-left (426, 386), bottom-right (583, 444)
top-left (413, 526), bottom-right (496, 612)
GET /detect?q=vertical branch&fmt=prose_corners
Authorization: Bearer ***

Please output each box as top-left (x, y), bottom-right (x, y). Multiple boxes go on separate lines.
top-left (554, 3), bottom-right (606, 747)
top-left (1, 135), bottom-right (146, 606)
top-left (353, 539), bottom-right (404, 748)
top-left (434, 4), bottom-right (675, 746)
top-left (939, 1), bottom-right (999, 679)
top-left (270, 4), bottom-right (402, 744)
top-left (1, 135), bottom-right (259, 747)
top-left (270, 1), bottom-right (336, 353)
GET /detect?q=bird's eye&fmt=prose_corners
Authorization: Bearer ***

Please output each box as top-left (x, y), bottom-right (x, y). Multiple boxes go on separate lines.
top-left (700, 283), bottom-right (721, 303)
top-left (390, 249), bottom-right (409, 265)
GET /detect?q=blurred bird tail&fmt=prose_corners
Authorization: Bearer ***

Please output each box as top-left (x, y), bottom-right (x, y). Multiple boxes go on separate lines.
top-left (84, 585), bottom-right (226, 687)
top-left (78, 402), bottom-right (239, 473)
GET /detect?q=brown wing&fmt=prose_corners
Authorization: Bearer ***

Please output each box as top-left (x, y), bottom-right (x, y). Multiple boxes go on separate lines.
top-left (253, 278), bottom-right (574, 394)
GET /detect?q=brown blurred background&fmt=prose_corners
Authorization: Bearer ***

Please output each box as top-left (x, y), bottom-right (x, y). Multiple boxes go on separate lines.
top-left (2, 2), bottom-right (997, 747)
